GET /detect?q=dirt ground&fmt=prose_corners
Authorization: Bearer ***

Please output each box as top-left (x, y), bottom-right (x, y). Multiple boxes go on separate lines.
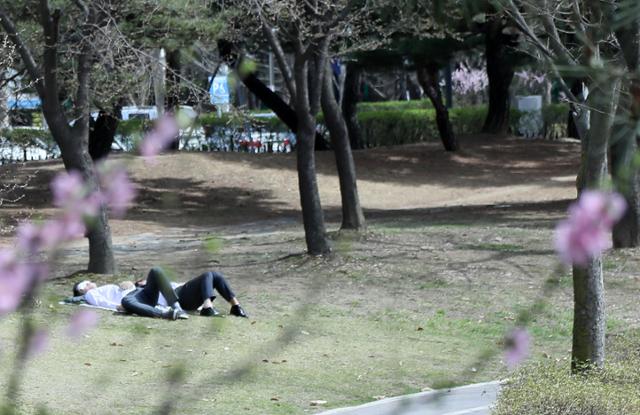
top-left (2, 133), bottom-right (578, 236)
top-left (2, 135), bottom-right (640, 414)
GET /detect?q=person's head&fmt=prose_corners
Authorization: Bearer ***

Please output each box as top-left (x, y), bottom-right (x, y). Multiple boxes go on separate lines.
top-left (73, 280), bottom-right (97, 296)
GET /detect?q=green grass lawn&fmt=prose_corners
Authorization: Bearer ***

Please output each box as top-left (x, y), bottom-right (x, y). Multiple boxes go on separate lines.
top-left (0, 217), bottom-right (639, 414)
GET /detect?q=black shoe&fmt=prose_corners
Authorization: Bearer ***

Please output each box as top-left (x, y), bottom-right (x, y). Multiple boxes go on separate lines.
top-left (200, 307), bottom-right (220, 317)
top-left (230, 304), bottom-right (248, 318)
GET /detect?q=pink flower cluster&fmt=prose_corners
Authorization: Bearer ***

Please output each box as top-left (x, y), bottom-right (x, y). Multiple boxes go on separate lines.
top-left (0, 124), bottom-right (168, 360)
top-left (504, 327), bottom-right (531, 369)
top-left (139, 115), bottom-right (179, 157)
top-left (554, 190), bottom-right (626, 266)
top-left (451, 64), bottom-right (488, 95)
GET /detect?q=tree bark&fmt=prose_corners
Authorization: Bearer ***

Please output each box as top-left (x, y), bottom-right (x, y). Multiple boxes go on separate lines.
top-left (571, 79), bottom-right (619, 371)
top-left (482, 17), bottom-right (515, 135)
top-left (416, 63), bottom-right (458, 152)
top-left (165, 48), bottom-right (180, 150)
top-left (612, 28), bottom-right (640, 248)
top-left (342, 62), bottom-right (364, 149)
top-left (610, 127), bottom-right (640, 248)
top-left (292, 41), bottom-right (331, 255)
top-left (321, 62), bottom-right (365, 230)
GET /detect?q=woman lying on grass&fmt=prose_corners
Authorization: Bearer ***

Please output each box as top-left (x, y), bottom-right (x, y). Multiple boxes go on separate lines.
top-left (66, 267), bottom-right (248, 320)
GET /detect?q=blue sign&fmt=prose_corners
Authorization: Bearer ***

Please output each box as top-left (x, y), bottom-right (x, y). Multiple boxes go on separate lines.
top-left (8, 96), bottom-right (41, 110)
top-left (209, 74), bottom-right (229, 105)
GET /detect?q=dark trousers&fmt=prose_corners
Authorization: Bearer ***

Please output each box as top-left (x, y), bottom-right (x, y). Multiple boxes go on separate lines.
top-left (121, 267), bottom-right (179, 318)
top-left (175, 271), bottom-right (236, 311)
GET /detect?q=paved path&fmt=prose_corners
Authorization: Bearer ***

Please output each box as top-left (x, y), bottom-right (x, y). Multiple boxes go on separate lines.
top-left (318, 381), bottom-right (502, 415)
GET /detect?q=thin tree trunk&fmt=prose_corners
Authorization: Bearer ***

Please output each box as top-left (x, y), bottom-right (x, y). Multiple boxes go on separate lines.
top-left (342, 62), bottom-right (364, 149)
top-left (482, 17), bottom-right (515, 135)
top-left (571, 79), bottom-right (619, 371)
top-left (610, 128), bottom-right (640, 248)
top-left (152, 48), bottom-right (166, 118)
top-left (321, 62), bottom-right (365, 230)
top-left (296, 115), bottom-right (330, 254)
top-left (612, 29), bottom-right (640, 248)
top-left (293, 45), bottom-right (331, 255)
top-left (166, 49), bottom-right (180, 150)
top-left (416, 63), bottom-right (458, 152)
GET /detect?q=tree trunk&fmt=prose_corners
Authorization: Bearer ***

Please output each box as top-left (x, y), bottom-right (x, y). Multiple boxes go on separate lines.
top-left (571, 79), bottom-right (619, 371)
top-left (482, 18), bottom-right (515, 135)
top-left (416, 63), bottom-right (458, 152)
top-left (165, 48), bottom-right (180, 150)
top-left (342, 62), bottom-right (364, 149)
top-left (152, 48), bottom-right (166, 118)
top-left (53, 121), bottom-right (116, 274)
top-left (321, 63), bottom-right (365, 231)
top-left (610, 130), bottom-right (640, 248)
top-left (296, 115), bottom-right (331, 254)
top-left (567, 80), bottom-right (586, 140)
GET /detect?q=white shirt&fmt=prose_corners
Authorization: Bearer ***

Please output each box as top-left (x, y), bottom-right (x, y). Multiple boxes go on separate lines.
top-left (84, 284), bottom-right (134, 310)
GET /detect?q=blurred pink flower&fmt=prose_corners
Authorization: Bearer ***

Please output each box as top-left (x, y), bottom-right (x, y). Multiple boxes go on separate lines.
top-left (504, 327), bottom-right (531, 369)
top-left (0, 249), bottom-right (30, 315)
top-left (140, 115), bottom-right (179, 157)
top-left (51, 171), bottom-right (85, 208)
top-left (66, 309), bottom-right (99, 339)
top-left (26, 329), bottom-right (49, 359)
top-left (98, 165), bottom-right (137, 217)
top-left (554, 190), bottom-right (626, 265)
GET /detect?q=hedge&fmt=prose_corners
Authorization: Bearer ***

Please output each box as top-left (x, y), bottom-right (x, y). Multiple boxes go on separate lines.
top-left (493, 332), bottom-right (640, 415)
top-left (113, 103), bottom-right (571, 150)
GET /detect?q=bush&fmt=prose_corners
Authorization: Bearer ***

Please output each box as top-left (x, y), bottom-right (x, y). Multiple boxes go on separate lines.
top-left (357, 99), bottom-right (433, 113)
top-left (1, 128), bottom-right (56, 148)
top-left (493, 350), bottom-right (640, 414)
top-left (357, 106), bottom-right (489, 147)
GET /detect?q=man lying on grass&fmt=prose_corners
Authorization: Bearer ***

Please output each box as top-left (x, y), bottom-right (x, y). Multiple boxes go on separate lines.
top-left (66, 267), bottom-right (248, 320)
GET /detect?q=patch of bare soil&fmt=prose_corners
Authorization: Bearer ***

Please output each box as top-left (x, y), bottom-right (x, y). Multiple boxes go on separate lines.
top-left (1, 134), bottom-right (580, 237)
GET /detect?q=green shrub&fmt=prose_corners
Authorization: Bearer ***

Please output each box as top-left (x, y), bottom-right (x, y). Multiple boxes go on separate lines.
top-left (357, 106), bottom-right (489, 147)
top-left (1, 128), bottom-right (56, 148)
top-left (357, 99), bottom-right (433, 112)
top-left (493, 357), bottom-right (640, 414)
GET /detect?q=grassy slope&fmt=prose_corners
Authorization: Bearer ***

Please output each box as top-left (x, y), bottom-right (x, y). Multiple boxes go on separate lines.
top-left (1, 218), bottom-right (638, 414)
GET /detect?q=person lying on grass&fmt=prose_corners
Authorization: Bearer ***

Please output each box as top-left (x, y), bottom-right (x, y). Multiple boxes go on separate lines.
top-left (66, 267), bottom-right (248, 319)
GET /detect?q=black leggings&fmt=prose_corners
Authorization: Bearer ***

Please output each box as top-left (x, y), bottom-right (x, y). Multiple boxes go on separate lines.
top-left (121, 267), bottom-right (179, 318)
top-left (175, 271), bottom-right (236, 311)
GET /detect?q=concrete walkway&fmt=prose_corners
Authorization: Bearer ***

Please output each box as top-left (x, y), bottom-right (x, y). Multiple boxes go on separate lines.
top-left (318, 381), bottom-right (502, 415)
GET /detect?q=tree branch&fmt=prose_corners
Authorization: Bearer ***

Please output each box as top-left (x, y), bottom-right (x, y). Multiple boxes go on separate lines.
top-left (0, 7), bottom-right (44, 96)
top-left (262, 24), bottom-right (297, 100)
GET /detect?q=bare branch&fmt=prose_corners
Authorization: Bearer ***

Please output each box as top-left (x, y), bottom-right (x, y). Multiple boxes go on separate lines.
top-left (0, 7), bottom-right (44, 96)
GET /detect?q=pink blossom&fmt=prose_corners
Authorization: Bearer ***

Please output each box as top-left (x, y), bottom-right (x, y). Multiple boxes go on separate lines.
top-left (66, 309), bottom-right (100, 339)
top-left (98, 166), bottom-right (137, 217)
top-left (554, 191), bottom-right (626, 265)
top-left (50, 171), bottom-right (85, 208)
top-left (504, 327), bottom-right (531, 369)
top-left (26, 329), bottom-right (49, 359)
top-left (0, 249), bottom-right (30, 315)
top-left (140, 115), bottom-right (179, 157)
top-left (16, 222), bottom-right (45, 253)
